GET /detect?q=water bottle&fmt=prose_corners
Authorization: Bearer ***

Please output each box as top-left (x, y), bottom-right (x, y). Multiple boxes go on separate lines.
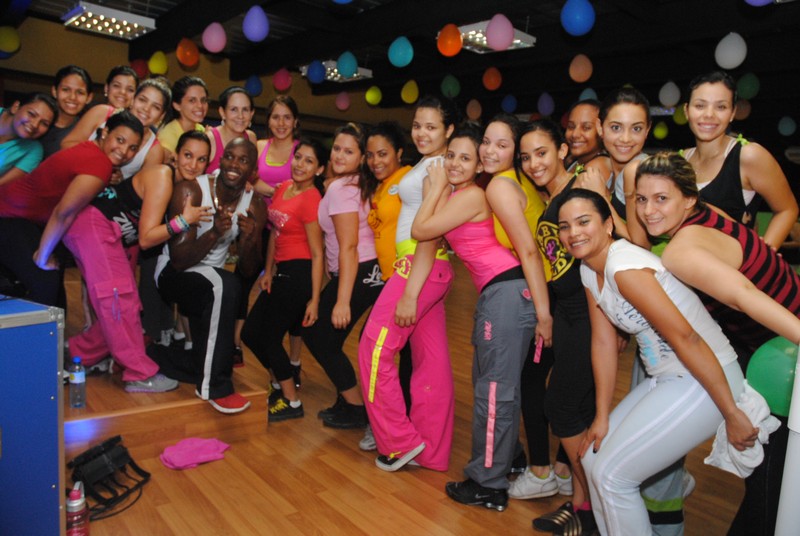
top-left (69, 357), bottom-right (86, 409)
top-left (66, 481), bottom-right (90, 535)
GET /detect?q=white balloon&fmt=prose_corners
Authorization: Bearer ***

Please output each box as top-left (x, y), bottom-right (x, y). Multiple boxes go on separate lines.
top-left (715, 32), bottom-right (747, 70)
top-left (659, 81), bottom-right (681, 108)
top-left (778, 116), bottom-right (797, 137)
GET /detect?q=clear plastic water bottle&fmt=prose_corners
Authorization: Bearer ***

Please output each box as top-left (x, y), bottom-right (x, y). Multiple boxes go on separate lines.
top-left (66, 481), bottom-right (90, 535)
top-left (69, 357), bottom-right (86, 409)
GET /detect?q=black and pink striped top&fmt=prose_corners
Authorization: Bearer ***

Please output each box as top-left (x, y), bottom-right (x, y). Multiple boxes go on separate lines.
top-left (680, 207), bottom-right (800, 360)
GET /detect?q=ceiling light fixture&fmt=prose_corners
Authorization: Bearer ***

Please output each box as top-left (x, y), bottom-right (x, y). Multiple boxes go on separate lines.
top-left (455, 21), bottom-right (536, 54)
top-left (299, 60), bottom-right (373, 83)
top-left (62, 1), bottom-right (155, 40)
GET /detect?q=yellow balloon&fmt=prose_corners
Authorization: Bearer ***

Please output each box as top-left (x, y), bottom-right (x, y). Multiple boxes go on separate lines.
top-left (0, 26), bottom-right (21, 54)
top-left (148, 51), bottom-right (168, 75)
top-left (653, 121), bottom-right (669, 140)
top-left (365, 86), bottom-right (382, 106)
top-left (673, 104), bottom-right (688, 126)
top-left (401, 80), bottom-right (419, 104)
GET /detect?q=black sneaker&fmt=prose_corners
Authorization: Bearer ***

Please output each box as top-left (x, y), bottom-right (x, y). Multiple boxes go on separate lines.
top-left (375, 442), bottom-right (425, 472)
top-left (291, 363), bottom-right (301, 388)
top-left (269, 397), bottom-right (303, 422)
top-left (317, 394), bottom-right (346, 419)
top-left (533, 501), bottom-right (576, 533)
top-left (268, 385), bottom-right (283, 406)
top-left (322, 401), bottom-right (367, 429)
top-left (445, 479), bottom-right (508, 512)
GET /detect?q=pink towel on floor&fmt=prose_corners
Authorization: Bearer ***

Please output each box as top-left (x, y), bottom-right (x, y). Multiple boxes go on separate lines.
top-left (160, 438), bottom-right (230, 470)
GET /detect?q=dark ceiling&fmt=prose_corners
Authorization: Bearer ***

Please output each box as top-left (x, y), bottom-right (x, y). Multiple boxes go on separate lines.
top-left (18, 0), bottom-right (800, 153)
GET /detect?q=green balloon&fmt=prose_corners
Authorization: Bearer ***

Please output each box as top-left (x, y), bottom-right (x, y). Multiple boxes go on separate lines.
top-left (737, 73), bottom-right (760, 101)
top-left (746, 336), bottom-right (797, 417)
top-left (441, 74), bottom-right (460, 98)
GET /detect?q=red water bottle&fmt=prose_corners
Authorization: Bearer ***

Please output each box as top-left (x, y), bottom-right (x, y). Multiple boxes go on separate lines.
top-left (66, 481), bottom-right (90, 535)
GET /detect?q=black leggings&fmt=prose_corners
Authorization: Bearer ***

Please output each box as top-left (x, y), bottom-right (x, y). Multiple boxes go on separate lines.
top-left (520, 342), bottom-right (570, 467)
top-left (544, 294), bottom-right (596, 438)
top-left (301, 259), bottom-right (384, 392)
top-left (241, 260), bottom-right (311, 383)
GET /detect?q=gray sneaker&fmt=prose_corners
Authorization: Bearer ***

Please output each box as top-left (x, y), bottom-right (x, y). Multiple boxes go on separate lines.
top-left (125, 373), bottom-right (179, 393)
top-left (508, 468), bottom-right (558, 499)
top-left (359, 424), bottom-right (377, 451)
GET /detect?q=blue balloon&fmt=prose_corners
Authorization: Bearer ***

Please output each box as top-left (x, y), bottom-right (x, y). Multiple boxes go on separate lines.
top-left (579, 87), bottom-right (598, 101)
top-left (245, 75), bottom-right (263, 97)
top-left (307, 60), bottom-right (326, 84)
top-left (388, 36), bottom-right (414, 68)
top-left (0, 50), bottom-right (14, 60)
top-left (332, 0), bottom-right (352, 3)
top-left (337, 51), bottom-right (358, 79)
top-left (561, 0), bottom-right (596, 37)
top-left (501, 94), bottom-right (518, 114)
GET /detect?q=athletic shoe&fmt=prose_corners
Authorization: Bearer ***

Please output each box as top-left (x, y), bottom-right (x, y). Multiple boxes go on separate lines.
top-left (445, 479), bottom-right (508, 512)
top-left (291, 363), bottom-right (301, 388)
top-left (209, 393), bottom-right (251, 414)
top-left (317, 394), bottom-right (345, 419)
top-left (533, 501), bottom-right (576, 533)
top-left (267, 384), bottom-right (283, 405)
top-left (509, 468), bottom-right (558, 499)
top-left (556, 472), bottom-right (574, 496)
top-left (322, 401), bottom-right (368, 429)
top-left (87, 357), bottom-right (114, 375)
top-left (509, 451), bottom-right (528, 474)
top-left (682, 469), bottom-right (696, 499)
top-left (124, 373), bottom-right (179, 393)
top-left (232, 346), bottom-right (244, 368)
top-left (375, 442), bottom-right (425, 472)
top-left (359, 425), bottom-right (377, 451)
top-left (269, 397), bottom-right (304, 422)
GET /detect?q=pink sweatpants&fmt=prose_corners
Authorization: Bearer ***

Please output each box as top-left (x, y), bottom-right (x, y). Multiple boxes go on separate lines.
top-left (63, 206), bottom-right (159, 382)
top-left (358, 258), bottom-right (455, 471)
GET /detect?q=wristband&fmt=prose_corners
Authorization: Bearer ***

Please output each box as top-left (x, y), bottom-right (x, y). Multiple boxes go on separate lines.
top-left (176, 214), bottom-right (190, 232)
top-left (168, 217), bottom-right (183, 236)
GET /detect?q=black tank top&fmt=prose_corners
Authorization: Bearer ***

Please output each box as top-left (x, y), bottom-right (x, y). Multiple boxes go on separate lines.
top-left (91, 178), bottom-right (143, 247)
top-left (697, 139), bottom-right (760, 227)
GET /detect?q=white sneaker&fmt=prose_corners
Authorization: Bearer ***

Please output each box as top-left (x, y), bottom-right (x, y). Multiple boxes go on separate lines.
top-left (682, 470), bottom-right (696, 499)
top-left (359, 424), bottom-right (377, 451)
top-left (508, 468), bottom-right (558, 499)
top-left (556, 472), bottom-right (573, 496)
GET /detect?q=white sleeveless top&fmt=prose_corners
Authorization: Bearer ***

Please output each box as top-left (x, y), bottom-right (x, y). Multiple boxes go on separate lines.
top-left (155, 170), bottom-right (254, 281)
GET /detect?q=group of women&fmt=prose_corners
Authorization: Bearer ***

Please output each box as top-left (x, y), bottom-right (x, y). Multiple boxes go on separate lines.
top-left (0, 64), bottom-right (796, 535)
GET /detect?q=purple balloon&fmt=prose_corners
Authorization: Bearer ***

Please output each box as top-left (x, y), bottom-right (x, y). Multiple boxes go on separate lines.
top-left (243, 6), bottom-right (269, 43)
top-left (745, 0), bottom-right (772, 5)
top-left (538, 92), bottom-right (555, 116)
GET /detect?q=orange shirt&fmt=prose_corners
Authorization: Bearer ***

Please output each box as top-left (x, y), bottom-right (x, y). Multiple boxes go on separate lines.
top-left (369, 165), bottom-right (411, 280)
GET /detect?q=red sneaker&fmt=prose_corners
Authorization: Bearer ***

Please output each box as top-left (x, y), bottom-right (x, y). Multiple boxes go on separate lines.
top-left (208, 392), bottom-right (251, 414)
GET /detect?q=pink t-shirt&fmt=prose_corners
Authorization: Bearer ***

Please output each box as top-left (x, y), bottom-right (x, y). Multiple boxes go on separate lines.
top-left (268, 180), bottom-right (322, 263)
top-left (317, 174), bottom-right (376, 273)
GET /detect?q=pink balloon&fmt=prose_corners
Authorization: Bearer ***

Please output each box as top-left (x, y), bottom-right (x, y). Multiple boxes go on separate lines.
top-left (335, 92), bottom-right (351, 111)
top-left (202, 22), bottom-right (226, 53)
top-left (273, 68), bottom-right (292, 92)
top-left (486, 14), bottom-right (514, 51)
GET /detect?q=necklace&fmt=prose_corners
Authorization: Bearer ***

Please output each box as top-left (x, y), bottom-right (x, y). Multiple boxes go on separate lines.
top-left (212, 173), bottom-right (242, 215)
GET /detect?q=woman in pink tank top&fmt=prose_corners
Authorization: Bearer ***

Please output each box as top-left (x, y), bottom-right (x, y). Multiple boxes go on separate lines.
top-left (205, 86), bottom-right (257, 174)
top-left (255, 96), bottom-right (300, 204)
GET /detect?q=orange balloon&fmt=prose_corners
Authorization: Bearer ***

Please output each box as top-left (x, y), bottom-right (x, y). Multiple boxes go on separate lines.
top-left (466, 99), bottom-right (482, 121)
top-left (437, 23), bottom-right (463, 57)
top-left (177, 38), bottom-right (199, 67)
top-left (569, 54), bottom-right (592, 83)
top-left (735, 99), bottom-right (751, 121)
top-left (482, 67), bottom-right (502, 91)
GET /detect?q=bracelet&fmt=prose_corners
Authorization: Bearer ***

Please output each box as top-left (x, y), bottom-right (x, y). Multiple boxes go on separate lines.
top-left (176, 214), bottom-right (190, 232)
top-left (168, 217), bottom-right (183, 236)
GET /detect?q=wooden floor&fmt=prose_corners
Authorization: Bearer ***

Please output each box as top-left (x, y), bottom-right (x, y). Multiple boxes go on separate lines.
top-left (61, 261), bottom-right (742, 535)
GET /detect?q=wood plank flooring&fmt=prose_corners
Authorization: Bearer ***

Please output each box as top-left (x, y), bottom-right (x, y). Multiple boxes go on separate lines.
top-left (61, 261), bottom-right (742, 535)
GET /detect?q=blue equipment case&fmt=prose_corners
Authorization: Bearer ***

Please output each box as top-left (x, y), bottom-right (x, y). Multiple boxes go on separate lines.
top-left (0, 295), bottom-right (65, 536)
